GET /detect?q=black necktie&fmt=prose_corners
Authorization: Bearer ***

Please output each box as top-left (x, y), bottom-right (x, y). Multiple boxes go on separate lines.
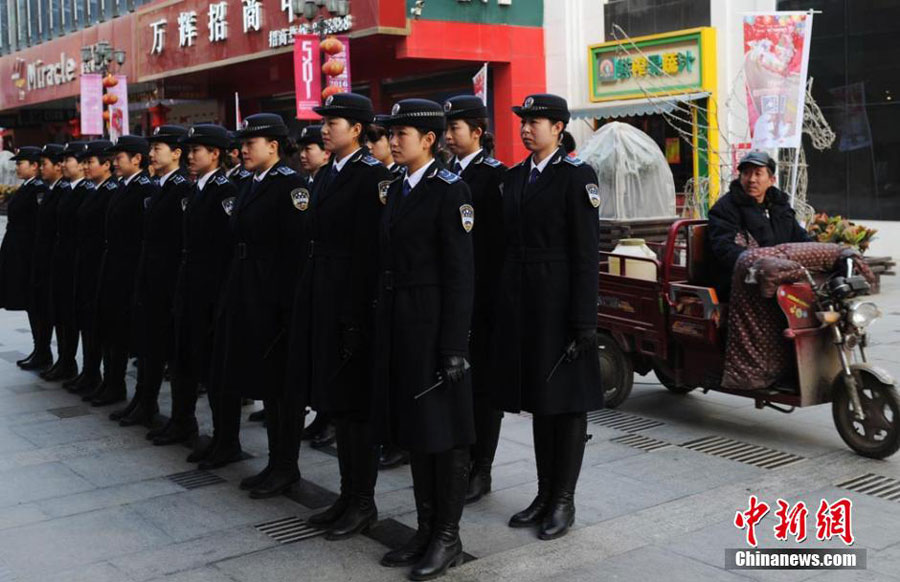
top-left (453, 161), bottom-right (463, 175)
top-left (402, 179), bottom-right (412, 197)
top-left (529, 167), bottom-right (540, 184)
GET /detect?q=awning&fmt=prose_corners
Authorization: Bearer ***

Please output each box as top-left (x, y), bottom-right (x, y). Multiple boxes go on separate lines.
top-left (569, 92), bottom-right (710, 120)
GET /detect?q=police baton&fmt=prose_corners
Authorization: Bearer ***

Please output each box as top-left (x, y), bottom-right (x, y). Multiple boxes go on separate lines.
top-left (545, 340), bottom-right (577, 383)
top-left (414, 360), bottom-right (471, 400)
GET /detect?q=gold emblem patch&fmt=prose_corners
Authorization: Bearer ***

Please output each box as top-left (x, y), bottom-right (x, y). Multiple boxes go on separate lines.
top-left (222, 196), bottom-right (236, 216)
top-left (586, 183), bottom-right (600, 208)
top-left (459, 204), bottom-right (475, 233)
top-left (180, 197), bottom-right (189, 211)
top-left (290, 188), bottom-right (310, 211)
top-left (378, 181), bottom-right (391, 206)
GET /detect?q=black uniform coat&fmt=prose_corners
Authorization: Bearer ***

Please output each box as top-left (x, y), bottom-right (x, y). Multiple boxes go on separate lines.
top-left (173, 170), bottom-right (236, 382)
top-left (209, 162), bottom-right (306, 400)
top-left (31, 179), bottom-right (66, 317)
top-left (74, 179), bottom-right (114, 332)
top-left (0, 178), bottom-right (43, 310)
top-left (372, 162), bottom-right (476, 454)
top-left (97, 171), bottom-right (153, 346)
top-left (132, 170), bottom-right (191, 360)
top-left (285, 149), bottom-right (391, 416)
top-left (707, 180), bottom-right (812, 299)
top-left (51, 178), bottom-right (89, 326)
top-left (457, 151), bottom-right (506, 397)
top-left (491, 147), bottom-right (603, 415)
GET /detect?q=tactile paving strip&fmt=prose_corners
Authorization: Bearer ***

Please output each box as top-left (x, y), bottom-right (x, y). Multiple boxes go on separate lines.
top-left (587, 409), bottom-right (664, 433)
top-left (610, 433), bottom-right (672, 452)
top-left (679, 435), bottom-right (804, 469)
top-left (836, 473), bottom-right (900, 502)
top-left (255, 516), bottom-right (325, 544)
top-left (166, 469), bottom-right (226, 490)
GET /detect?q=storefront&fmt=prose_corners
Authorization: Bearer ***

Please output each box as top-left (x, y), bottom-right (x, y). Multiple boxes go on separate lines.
top-left (0, 0), bottom-right (546, 165)
top-left (571, 27), bottom-right (720, 211)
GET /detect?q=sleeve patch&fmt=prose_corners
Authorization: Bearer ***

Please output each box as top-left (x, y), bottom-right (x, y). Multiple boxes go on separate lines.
top-left (290, 188), bottom-right (310, 211)
top-left (586, 183), bottom-right (600, 208)
top-left (222, 196), bottom-right (236, 216)
top-left (459, 203), bottom-right (475, 233)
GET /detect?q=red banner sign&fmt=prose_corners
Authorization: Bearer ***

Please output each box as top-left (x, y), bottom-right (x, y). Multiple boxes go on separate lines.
top-left (294, 34), bottom-right (322, 120)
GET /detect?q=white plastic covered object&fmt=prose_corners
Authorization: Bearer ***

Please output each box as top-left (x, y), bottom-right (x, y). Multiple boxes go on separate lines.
top-left (578, 121), bottom-right (677, 220)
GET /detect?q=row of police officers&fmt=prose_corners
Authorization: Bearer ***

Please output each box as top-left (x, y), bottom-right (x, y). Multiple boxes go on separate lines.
top-left (0, 92), bottom-right (602, 581)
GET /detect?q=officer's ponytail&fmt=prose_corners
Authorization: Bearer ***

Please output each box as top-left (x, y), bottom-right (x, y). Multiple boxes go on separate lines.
top-left (462, 118), bottom-right (494, 157)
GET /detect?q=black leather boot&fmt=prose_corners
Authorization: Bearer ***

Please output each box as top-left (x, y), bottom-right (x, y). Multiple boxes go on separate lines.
top-left (20, 350), bottom-right (52, 371)
top-left (186, 436), bottom-right (217, 463)
top-left (152, 418), bottom-right (199, 446)
top-left (307, 416), bottom-right (351, 527)
top-left (110, 392), bottom-right (140, 421)
top-left (325, 419), bottom-right (378, 540)
top-left (247, 409), bottom-right (266, 422)
top-left (408, 447), bottom-right (469, 581)
top-left (16, 348), bottom-right (36, 367)
top-left (379, 444), bottom-right (410, 470)
top-left (247, 398), bottom-right (294, 497)
top-left (39, 360), bottom-right (61, 380)
top-left (311, 422), bottom-right (336, 449)
top-left (80, 377), bottom-right (105, 401)
top-left (198, 441), bottom-right (243, 470)
top-left (301, 411), bottom-right (329, 440)
top-left (466, 402), bottom-right (502, 504)
top-left (120, 357), bottom-right (163, 427)
top-left (509, 415), bottom-right (555, 528)
top-left (21, 315), bottom-right (53, 371)
top-left (198, 391), bottom-right (243, 470)
top-left (538, 413), bottom-right (586, 541)
top-left (381, 452), bottom-right (435, 567)
top-left (93, 346), bottom-right (128, 407)
top-left (63, 370), bottom-right (85, 392)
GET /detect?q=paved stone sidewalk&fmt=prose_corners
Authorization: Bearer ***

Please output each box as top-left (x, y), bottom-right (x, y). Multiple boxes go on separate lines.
top-left (1, 225), bottom-right (899, 581)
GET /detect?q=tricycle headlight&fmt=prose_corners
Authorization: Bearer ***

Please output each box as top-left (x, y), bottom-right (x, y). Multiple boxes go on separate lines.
top-left (848, 301), bottom-right (881, 329)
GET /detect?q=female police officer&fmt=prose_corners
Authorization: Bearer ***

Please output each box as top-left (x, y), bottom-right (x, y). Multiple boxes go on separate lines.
top-left (493, 94), bottom-right (602, 541)
top-left (442, 95), bottom-right (506, 505)
top-left (374, 99), bottom-right (475, 580)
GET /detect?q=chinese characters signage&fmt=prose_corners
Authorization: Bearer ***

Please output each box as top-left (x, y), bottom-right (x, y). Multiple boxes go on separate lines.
top-left (588, 29), bottom-right (709, 102)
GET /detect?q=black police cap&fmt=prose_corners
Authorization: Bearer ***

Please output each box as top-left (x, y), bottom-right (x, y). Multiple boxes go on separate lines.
top-left (313, 92), bottom-right (375, 124)
top-left (382, 99), bottom-right (446, 132)
top-left (11, 146), bottom-right (42, 162)
top-left (297, 124), bottom-right (324, 146)
top-left (181, 124), bottom-right (231, 150)
top-left (227, 131), bottom-right (241, 151)
top-left (443, 95), bottom-right (488, 120)
top-left (40, 144), bottom-right (66, 162)
top-left (77, 140), bottom-right (115, 161)
top-left (512, 93), bottom-right (571, 124)
top-left (738, 150), bottom-right (777, 174)
top-left (105, 135), bottom-right (150, 157)
top-left (235, 113), bottom-right (289, 139)
top-left (62, 141), bottom-right (88, 159)
top-left (147, 125), bottom-right (188, 147)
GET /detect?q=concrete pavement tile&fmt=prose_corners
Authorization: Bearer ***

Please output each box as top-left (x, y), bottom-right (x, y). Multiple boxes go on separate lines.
top-left (110, 527), bottom-right (277, 581)
top-left (552, 545), bottom-right (753, 582)
top-left (3, 382), bottom-right (46, 394)
top-left (0, 389), bottom-right (81, 417)
top-left (37, 478), bottom-right (184, 518)
top-left (145, 566), bottom-right (240, 582)
top-left (17, 561), bottom-right (135, 582)
top-left (0, 461), bottom-right (95, 508)
top-left (0, 506), bottom-right (172, 578)
top-left (0, 503), bottom-right (51, 531)
top-left (61, 444), bottom-right (200, 488)
top-left (0, 433), bottom-right (148, 472)
top-left (869, 542), bottom-right (900, 579)
top-left (811, 569), bottom-right (900, 581)
top-left (0, 427), bottom-right (36, 455)
top-left (10, 414), bottom-right (126, 447)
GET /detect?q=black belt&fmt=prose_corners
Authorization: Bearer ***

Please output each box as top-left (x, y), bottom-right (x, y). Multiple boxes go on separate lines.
top-left (235, 242), bottom-right (276, 260)
top-left (307, 240), bottom-right (352, 260)
top-left (380, 269), bottom-right (440, 291)
top-left (506, 247), bottom-right (568, 263)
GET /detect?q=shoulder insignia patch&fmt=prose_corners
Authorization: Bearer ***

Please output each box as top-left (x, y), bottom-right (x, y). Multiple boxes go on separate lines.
top-left (360, 154), bottom-right (381, 167)
top-left (33, 179), bottom-right (44, 186)
top-left (214, 175), bottom-right (230, 186)
top-left (459, 204), bottom-right (475, 233)
top-left (172, 174), bottom-right (186, 185)
top-left (143, 196), bottom-right (153, 209)
top-left (586, 183), bottom-right (600, 208)
top-left (482, 157), bottom-right (502, 168)
top-left (238, 169), bottom-right (252, 179)
top-left (276, 166), bottom-right (296, 176)
top-left (83, 181), bottom-right (95, 190)
top-left (105, 181), bottom-right (118, 191)
top-left (181, 197), bottom-right (189, 211)
top-left (222, 196), bottom-right (236, 216)
top-left (138, 175), bottom-right (152, 185)
top-left (378, 180), bottom-right (392, 206)
top-left (437, 169), bottom-right (460, 184)
top-left (564, 156), bottom-right (585, 167)
top-left (290, 188), bottom-right (310, 211)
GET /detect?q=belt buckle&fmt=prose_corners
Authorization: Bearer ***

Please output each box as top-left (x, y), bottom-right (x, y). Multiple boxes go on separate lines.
top-left (307, 239), bottom-right (315, 259)
top-left (383, 270), bottom-right (394, 291)
top-left (236, 242), bottom-right (248, 260)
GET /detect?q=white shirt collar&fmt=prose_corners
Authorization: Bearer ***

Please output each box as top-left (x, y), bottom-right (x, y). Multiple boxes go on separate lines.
top-left (50, 178), bottom-right (62, 190)
top-left (158, 168), bottom-right (178, 187)
top-left (70, 177), bottom-right (84, 189)
top-left (405, 159), bottom-right (436, 191)
top-left (23, 177), bottom-right (34, 186)
top-left (333, 148), bottom-right (361, 173)
top-left (387, 162), bottom-right (397, 171)
top-left (455, 149), bottom-right (482, 172)
top-left (530, 152), bottom-right (553, 174)
top-left (122, 172), bottom-right (140, 186)
top-left (198, 170), bottom-right (218, 191)
top-left (254, 164), bottom-right (275, 182)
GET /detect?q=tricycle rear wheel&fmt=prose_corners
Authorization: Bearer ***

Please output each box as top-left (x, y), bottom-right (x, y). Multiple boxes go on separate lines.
top-left (832, 371), bottom-right (900, 459)
top-left (653, 359), bottom-right (696, 395)
top-left (598, 332), bottom-right (633, 409)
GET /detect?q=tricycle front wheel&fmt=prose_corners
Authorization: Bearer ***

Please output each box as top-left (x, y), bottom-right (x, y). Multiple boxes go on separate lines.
top-left (653, 358), bottom-right (695, 395)
top-left (832, 371), bottom-right (900, 459)
top-left (597, 332), bottom-right (633, 409)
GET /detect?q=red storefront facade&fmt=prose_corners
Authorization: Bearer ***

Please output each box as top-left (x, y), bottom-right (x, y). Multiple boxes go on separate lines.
top-left (0, 0), bottom-right (545, 164)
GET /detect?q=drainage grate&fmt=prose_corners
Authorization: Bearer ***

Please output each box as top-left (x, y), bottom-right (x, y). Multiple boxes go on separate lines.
top-left (837, 474), bottom-right (900, 502)
top-left (679, 436), bottom-right (804, 469)
top-left (47, 405), bottom-right (91, 419)
top-left (167, 469), bottom-right (226, 490)
top-left (255, 516), bottom-right (325, 544)
top-left (587, 409), bottom-right (664, 433)
top-left (610, 433), bottom-right (671, 452)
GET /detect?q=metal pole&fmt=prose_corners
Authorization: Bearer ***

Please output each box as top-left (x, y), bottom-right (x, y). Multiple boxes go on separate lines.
top-left (789, 146), bottom-right (801, 208)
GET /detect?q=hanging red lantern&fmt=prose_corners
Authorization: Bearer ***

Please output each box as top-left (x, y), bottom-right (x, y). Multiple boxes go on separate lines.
top-left (102, 93), bottom-right (119, 105)
top-left (147, 102), bottom-right (170, 129)
top-left (102, 110), bottom-right (111, 122)
top-left (102, 73), bottom-right (118, 88)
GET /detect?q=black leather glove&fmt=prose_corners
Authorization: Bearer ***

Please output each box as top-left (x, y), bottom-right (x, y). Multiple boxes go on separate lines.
top-left (441, 355), bottom-right (467, 383)
top-left (339, 325), bottom-right (361, 360)
top-left (564, 329), bottom-right (596, 362)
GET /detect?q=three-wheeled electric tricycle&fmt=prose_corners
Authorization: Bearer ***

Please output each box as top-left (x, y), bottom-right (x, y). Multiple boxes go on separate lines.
top-left (596, 218), bottom-right (900, 459)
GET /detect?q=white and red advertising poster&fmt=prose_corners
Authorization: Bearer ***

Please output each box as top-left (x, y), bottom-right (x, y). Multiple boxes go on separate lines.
top-left (322, 35), bottom-right (351, 99)
top-left (743, 12), bottom-right (813, 149)
top-left (294, 34), bottom-right (322, 120)
top-left (473, 63), bottom-right (488, 105)
top-left (80, 74), bottom-right (104, 136)
top-left (107, 75), bottom-right (130, 141)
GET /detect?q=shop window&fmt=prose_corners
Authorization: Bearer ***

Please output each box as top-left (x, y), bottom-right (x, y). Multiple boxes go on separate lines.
top-left (604, 0), bottom-right (710, 39)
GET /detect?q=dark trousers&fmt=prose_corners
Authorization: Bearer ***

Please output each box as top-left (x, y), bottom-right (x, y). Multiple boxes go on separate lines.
top-left (409, 446), bottom-right (469, 538)
top-left (101, 343), bottom-right (129, 393)
top-left (170, 372), bottom-right (199, 426)
top-left (26, 308), bottom-right (53, 358)
top-left (471, 393), bottom-right (502, 469)
top-left (80, 327), bottom-right (102, 380)
top-left (334, 415), bottom-right (378, 502)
